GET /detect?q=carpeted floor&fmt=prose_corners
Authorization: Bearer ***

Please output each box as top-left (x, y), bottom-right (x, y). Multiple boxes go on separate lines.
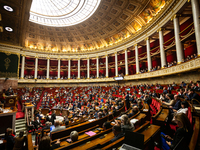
top-left (16, 100), bottom-right (25, 120)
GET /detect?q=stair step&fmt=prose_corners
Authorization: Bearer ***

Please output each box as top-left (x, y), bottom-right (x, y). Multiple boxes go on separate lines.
top-left (16, 120), bottom-right (25, 123)
top-left (16, 121), bottom-right (26, 125)
top-left (16, 119), bottom-right (25, 122)
top-left (15, 127), bottom-right (26, 132)
top-left (16, 124), bottom-right (26, 128)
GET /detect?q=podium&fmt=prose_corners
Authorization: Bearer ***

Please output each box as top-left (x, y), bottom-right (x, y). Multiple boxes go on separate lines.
top-left (4, 95), bottom-right (17, 108)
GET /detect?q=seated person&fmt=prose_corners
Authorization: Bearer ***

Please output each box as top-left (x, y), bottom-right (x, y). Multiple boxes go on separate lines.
top-left (103, 121), bottom-right (112, 130)
top-left (162, 94), bottom-right (175, 106)
top-left (34, 117), bottom-right (43, 130)
top-left (116, 114), bottom-right (135, 133)
top-left (51, 120), bottom-right (66, 133)
top-left (128, 106), bottom-right (138, 118)
top-left (160, 113), bottom-right (192, 150)
top-left (110, 125), bottom-right (124, 143)
top-left (70, 131), bottom-right (79, 142)
top-left (173, 101), bottom-right (189, 115)
top-left (28, 118), bottom-right (35, 131)
top-left (38, 136), bottom-right (60, 150)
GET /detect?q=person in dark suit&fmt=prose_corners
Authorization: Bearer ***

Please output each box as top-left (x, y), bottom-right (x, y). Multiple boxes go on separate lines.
top-left (50, 110), bottom-right (56, 125)
top-left (34, 117), bottom-right (43, 130)
top-left (110, 125), bottom-right (124, 143)
top-left (6, 128), bottom-right (15, 150)
top-left (186, 89), bottom-right (200, 104)
top-left (38, 136), bottom-right (60, 150)
top-left (28, 118), bottom-right (35, 131)
top-left (125, 92), bottom-right (130, 110)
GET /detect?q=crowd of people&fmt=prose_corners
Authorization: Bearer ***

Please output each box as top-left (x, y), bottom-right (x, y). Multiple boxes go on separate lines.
top-left (2, 79), bottom-right (200, 150)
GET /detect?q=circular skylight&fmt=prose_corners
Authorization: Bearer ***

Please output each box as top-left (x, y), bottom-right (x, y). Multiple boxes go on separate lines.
top-left (29, 0), bottom-right (101, 27)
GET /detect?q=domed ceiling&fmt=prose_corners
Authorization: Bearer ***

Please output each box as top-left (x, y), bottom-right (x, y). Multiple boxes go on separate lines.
top-left (25, 0), bottom-right (166, 53)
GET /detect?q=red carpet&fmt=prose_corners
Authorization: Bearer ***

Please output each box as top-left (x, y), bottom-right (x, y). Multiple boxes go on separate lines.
top-left (16, 99), bottom-right (24, 119)
top-left (16, 112), bottom-right (25, 119)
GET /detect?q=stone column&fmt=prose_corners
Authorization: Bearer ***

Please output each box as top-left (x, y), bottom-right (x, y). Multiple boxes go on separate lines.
top-left (96, 56), bottom-right (99, 78)
top-left (191, 0), bottom-right (200, 56)
top-left (68, 59), bottom-right (71, 79)
top-left (158, 28), bottom-right (167, 68)
top-left (20, 55), bottom-right (25, 79)
top-left (173, 14), bottom-right (184, 63)
top-left (46, 58), bottom-right (50, 79)
top-left (34, 57), bottom-right (38, 79)
top-left (78, 58), bottom-right (80, 79)
top-left (125, 49), bottom-right (129, 75)
top-left (115, 52), bottom-right (118, 76)
top-left (106, 55), bottom-right (108, 77)
top-left (87, 58), bottom-right (90, 79)
top-left (57, 58), bottom-right (60, 79)
top-left (135, 44), bottom-right (140, 74)
top-left (146, 37), bottom-right (152, 71)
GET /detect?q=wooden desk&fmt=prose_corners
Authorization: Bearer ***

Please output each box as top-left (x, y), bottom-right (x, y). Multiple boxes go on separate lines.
top-left (4, 95), bottom-right (17, 107)
top-left (141, 124), bottom-right (160, 145)
top-left (56, 128), bottom-right (112, 150)
top-left (101, 123), bottom-right (160, 150)
top-left (152, 108), bottom-right (169, 126)
top-left (0, 110), bottom-right (16, 135)
top-left (70, 131), bottom-right (114, 150)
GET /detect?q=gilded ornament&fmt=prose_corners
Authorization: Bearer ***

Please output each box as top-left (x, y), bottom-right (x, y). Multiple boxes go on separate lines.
top-left (4, 57), bottom-right (11, 70)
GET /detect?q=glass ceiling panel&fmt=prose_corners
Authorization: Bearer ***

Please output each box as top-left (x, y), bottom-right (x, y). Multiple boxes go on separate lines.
top-left (29, 0), bottom-right (101, 27)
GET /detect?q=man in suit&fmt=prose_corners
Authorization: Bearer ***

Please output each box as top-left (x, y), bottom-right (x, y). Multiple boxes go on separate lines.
top-left (51, 120), bottom-right (66, 133)
top-left (34, 117), bottom-right (43, 130)
top-left (51, 110), bottom-right (56, 125)
top-left (125, 92), bottom-right (130, 110)
top-left (28, 118), bottom-right (35, 131)
top-left (110, 125), bottom-right (124, 143)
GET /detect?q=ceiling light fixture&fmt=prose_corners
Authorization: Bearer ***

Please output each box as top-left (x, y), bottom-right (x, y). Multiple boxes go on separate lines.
top-left (4, 5), bottom-right (13, 12)
top-left (5, 27), bottom-right (13, 32)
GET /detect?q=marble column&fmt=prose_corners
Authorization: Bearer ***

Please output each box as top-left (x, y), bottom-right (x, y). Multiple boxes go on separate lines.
top-left (87, 58), bottom-right (90, 79)
top-left (146, 37), bottom-right (152, 71)
top-left (96, 57), bottom-right (99, 78)
top-left (57, 59), bottom-right (60, 79)
top-left (125, 49), bottom-right (129, 75)
top-left (115, 52), bottom-right (118, 76)
top-left (158, 28), bottom-right (167, 68)
top-left (191, 0), bottom-right (200, 56)
top-left (106, 55), bottom-right (108, 77)
top-left (135, 44), bottom-right (140, 74)
top-left (46, 58), bottom-right (50, 79)
top-left (68, 59), bottom-right (71, 79)
top-left (173, 14), bottom-right (184, 63)
top-left (20, 55), bottom-right (25, 79)
top-left (78, 59), bottom-right (80, 79)
top-left (34, 57), bottom-right (38, 79)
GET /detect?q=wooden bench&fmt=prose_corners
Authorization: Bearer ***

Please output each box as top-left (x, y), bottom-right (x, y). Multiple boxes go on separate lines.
top-left (101, 121), bottom-right (160, 150)
top-left (51, 106), bottom-right (125, 141)
top-left (189, 116), bottom-right (200, 150)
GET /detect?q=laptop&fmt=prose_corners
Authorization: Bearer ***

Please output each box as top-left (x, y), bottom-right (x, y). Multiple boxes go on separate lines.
top-left (50, 125), bottom-right (55, 131)
top-left (120, 131), bottom-right (144, 150)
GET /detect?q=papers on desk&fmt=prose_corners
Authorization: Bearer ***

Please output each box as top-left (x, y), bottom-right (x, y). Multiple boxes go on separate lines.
top-left (194, 106), bottom-right (200, 110)
top-left (130, 118), bottom-right (138, 124)
top-left (88, 119), bottom-right (96, 122)
top-left (143, 109), bottom-right (148, 112)
top-left (3, 109), bottom-right (11, 113)
top-left (0, 140), bottom-right (3, 144)
top-left (85, 131), bottom-right (96, 136)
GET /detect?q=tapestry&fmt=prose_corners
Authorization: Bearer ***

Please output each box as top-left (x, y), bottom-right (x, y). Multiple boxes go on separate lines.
top-left (0, 51), bottom-right (19, 78)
